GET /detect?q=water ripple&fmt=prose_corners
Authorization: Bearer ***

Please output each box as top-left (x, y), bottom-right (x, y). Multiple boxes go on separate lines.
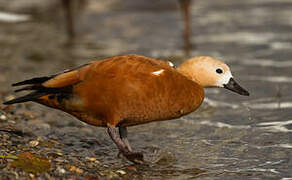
top-left (204, 98), bottom-right (239, 109)
top-left (241, 59), bottom-right (292, 67)
top-left (200, 121), bottom-right (250, 129)
top-left (194, 32), bottom-right (275, 44)
top-left (0, 11), bottom-right (31, 23)
top-left (257, 120), bottom-right (292, 132)
top-left (245, 102), bottom-right (292, 109)
top-left (247, 168), bottom-right (279, 174)
top-left (248, 76), bottom-right (292, 83)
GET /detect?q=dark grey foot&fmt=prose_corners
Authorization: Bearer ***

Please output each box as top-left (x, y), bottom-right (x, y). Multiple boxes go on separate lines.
top-left (108, 124), bottom-right (144, 164)
top-left (124, 152), bottom-right (144, 164)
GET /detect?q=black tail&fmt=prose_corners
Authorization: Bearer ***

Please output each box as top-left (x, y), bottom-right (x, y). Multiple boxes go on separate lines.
top-left (12, 76), bottom-right (53, 87)
top-left (3, 75), bottom-right (55, 105)
top-left (11, 63), bottom-right (89, 87)
top-left (3, 66), bottom-right (82, 105)
top-left (3, 92), bottom-right (47, 105)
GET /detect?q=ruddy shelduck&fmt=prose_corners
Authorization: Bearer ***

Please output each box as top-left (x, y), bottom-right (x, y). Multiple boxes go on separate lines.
top-left (4, 54), bottom-right (249, 163)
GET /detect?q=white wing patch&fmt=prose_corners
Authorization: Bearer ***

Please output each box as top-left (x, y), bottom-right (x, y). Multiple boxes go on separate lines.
top-left (152, 69), bottom-right (165, 76)
top-left (168, 61), bottom-right (174, 67)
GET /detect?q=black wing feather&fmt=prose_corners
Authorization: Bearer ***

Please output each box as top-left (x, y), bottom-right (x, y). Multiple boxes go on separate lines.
top-left (4, 62), bottom-right (88, 105)
top-left (12, 76), bottom-right (55, 86)
top-left (3, 92), bottom-right (47, 105)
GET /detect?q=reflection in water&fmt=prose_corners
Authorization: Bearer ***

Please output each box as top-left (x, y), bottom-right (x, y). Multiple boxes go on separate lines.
top-left (257, 120), bottom-right (292, 132)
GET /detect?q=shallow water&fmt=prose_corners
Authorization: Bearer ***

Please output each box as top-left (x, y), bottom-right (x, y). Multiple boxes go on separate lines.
top-left (0, 0), bottom-right (292, 179)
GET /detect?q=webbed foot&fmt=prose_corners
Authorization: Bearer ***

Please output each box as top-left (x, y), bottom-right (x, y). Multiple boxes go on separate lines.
top-left (124, 152), bottom-right (144, 164)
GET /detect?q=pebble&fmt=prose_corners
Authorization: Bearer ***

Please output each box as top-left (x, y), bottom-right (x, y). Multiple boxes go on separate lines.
top-left (8, 120), bottom-right (15, 124)
top-left (69, 165), bottom-right (84, 174)
top-left (0, 114), bottom-right (7, 120)
top-left (116, 170), bottom-right (126, 175)
top-left (4, 95), bottom-right (15, 102)
top-left (56, 167), bottom-right (66, 174)
top-left (54, 158), bottom-right (65, 163)
top-left (100, 171), bottom-right (118, 178)
top-left (0, 159), bottom-right (8, 169)
top-left (86, 157), bottom-right (99, 163)
top-left (49, 139), bottom-right (61, 145)
top-left (89, 157), bottom-right (96, 161)
top-left (29, 140), bottom-right (39, 147)
top-left (29, 173), bottom-right (35, 178)
top-left (127, 166), bottom-right (137, 171)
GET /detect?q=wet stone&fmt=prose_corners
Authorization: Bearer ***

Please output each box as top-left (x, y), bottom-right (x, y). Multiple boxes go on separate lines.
top-left (0, 114), bottom-right (7, 121)
top-left (4, 95), bottom-right (15, 102)
top-left (56, 167), bottom-right (66, 174)
top-left (0, 159), bottom-right (8, 169)
top-left (28, 140), bottom-right (39, 147)
top-left (116, 170), bottom-right (126, 175)
top-left (68, 165), bottom-right (84, 174)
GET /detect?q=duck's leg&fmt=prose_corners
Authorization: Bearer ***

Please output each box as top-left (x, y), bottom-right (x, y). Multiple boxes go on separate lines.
top-left (107, 125), bottom-right (143, 164)
top-left (178, 0), bottom-right (192, 55)
top-left (119, 126), bottom-right (132, 152)
top-left (61, 0), bottom-right (75, 40)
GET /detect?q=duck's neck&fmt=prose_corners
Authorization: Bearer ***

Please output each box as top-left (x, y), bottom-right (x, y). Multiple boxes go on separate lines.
top-left (177, 66), bottom-right (191, 79)
top-left (177, 64), bottom-right (215, 88)
top-left (177, 65), bottom-right (201, 86)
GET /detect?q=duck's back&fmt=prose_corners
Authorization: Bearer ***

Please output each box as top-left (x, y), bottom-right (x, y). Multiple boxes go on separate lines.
top-left (31, 55), bottom-right (205, 127)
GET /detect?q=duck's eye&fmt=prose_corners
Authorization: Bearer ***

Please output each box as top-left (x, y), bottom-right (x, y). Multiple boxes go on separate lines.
top-left (216, 68), bottom-right (223, 74)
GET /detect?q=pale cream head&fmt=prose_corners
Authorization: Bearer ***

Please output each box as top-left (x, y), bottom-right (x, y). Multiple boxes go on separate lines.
top-left (177, 56), bottom-right (233, 88)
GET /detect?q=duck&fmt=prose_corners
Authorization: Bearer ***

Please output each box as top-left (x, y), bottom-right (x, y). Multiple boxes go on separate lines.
top-left (60, 0), bottom-right (193, 54)
top-left (178, 0), bottom-right (192, 55)
top-left (3, 54), bottom-right (249, 164)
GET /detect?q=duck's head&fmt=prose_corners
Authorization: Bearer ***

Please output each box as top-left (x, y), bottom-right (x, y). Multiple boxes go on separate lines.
top-left (177, 56), bottom-right (249, 96)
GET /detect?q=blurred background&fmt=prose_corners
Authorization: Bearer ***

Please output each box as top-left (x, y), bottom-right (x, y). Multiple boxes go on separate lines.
top-left (0, 0), bottom-right (292, 179)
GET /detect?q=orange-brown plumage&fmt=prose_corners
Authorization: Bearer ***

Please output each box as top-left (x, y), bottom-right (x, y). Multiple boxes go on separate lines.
top-left (4, 54), bottom-right (249, 163)
top-left (37, 55), bottom-right (204, 127)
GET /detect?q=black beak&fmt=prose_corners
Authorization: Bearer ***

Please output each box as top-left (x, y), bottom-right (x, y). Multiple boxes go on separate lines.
top-left (223, 78), bottom-right (249, 96)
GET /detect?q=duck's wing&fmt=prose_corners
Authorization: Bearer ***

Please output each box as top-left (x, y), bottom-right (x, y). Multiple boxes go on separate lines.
top-left (3, 54), bottom-right (174, 105)
top-left (3, 63), bottom-right (90, 105)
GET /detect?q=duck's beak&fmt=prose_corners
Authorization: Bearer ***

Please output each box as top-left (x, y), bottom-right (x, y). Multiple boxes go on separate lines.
top-left (223, 78), bottom-right (249, 96)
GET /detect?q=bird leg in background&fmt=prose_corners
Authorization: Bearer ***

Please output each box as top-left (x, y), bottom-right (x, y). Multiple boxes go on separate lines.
top-left (61, 0), bottom-right (75, 41)
top-left (107, 125), bottom-right (143, 164)
top-left (179, 0), bottom-right (192, 56)
top-left (119, 126), bottom-right (133, 152)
